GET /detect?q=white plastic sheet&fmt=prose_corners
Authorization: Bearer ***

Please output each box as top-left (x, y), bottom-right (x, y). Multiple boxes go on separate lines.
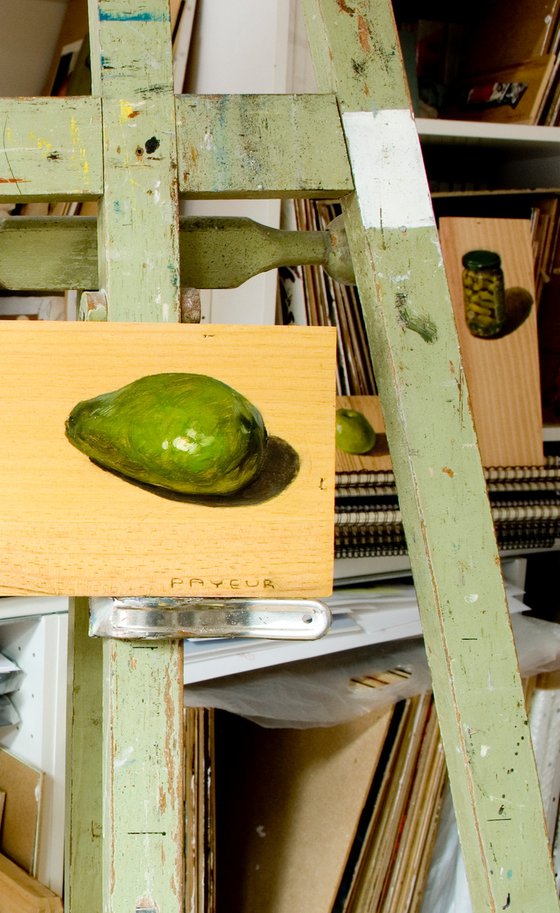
top-left (184, 613), bottom-right (560, 728)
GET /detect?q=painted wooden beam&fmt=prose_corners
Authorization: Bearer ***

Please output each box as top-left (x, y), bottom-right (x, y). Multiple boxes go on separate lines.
top-left (0, 93), bottom-right (352, 204)
top-left (0, 215), bottom-right (353, 290)
top-left (176, 93), bottom-right (353, 198)
top-left (301, 2), bottom-right (559, 913)
top-left (88, 0), bottom-right (181, 323)
top-left (85, 2), bottom-right (185, 912)
top-left (0, 98), bottom-right (102, 202)
top-left (0, 217), bottom-right (97, 290)
top-left (64, 598), bottom-right (103, 913)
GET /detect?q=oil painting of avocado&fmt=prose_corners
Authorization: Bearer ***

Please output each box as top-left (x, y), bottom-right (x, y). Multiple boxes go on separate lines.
top-left (65, 372), bottom-right (291, 502)
top-left (0, 321), bottom-right (336, 597)
top-left (335, 395), bottom-right (391, 473)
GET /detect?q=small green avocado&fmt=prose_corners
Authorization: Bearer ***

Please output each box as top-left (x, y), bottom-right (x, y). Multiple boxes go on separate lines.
top-left (65, 372), bottom-right (268, 495)
top-left (336, 407), bottom-right (376, 454)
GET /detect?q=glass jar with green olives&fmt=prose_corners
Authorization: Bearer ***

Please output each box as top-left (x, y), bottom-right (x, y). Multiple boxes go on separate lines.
top-left (462, 249), bottom-right (506, 338)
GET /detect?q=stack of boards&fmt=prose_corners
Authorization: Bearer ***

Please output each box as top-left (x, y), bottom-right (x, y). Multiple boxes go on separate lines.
top-left (0, 748), bottom-right (62, 913)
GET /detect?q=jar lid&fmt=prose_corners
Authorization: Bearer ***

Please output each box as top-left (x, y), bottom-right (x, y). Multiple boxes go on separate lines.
top-left (462, 249), bottom-right (502, 270)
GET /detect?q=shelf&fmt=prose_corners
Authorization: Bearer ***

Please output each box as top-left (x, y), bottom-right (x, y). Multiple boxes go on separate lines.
top-left (416, 118), bottom-right (560, 188)
top-left (0, 606), bottom-right (68, 895)
top-left (0, 596), bottom-right (68, 623)
top-left (417, 118), bottom-right (560, 153)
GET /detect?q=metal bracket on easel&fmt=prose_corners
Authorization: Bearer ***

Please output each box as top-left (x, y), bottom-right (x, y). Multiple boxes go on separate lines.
top-left (89, 596), bottom-right (332, 641)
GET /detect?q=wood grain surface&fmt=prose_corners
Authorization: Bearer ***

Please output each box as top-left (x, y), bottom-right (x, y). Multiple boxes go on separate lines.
top-left (439, 217), bottom-right (545, 467)
top-left (0, 322), bottom-right (336, 597)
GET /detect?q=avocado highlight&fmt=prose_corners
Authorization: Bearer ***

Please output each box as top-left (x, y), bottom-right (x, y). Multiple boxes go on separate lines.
top-left (65, 372), bottom-right (268, 496)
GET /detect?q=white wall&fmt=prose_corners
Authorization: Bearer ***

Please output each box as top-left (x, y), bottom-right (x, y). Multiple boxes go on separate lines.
top-left (0, 0), bottom-right (67, 96)
top-left (182, 0), bottom-right (295, 325)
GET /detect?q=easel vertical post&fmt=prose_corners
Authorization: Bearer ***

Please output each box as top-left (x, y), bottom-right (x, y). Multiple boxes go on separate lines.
top-left (87, 1), bottom-right (184, 910)
top-left (301, 1), bottom-right (559, 911)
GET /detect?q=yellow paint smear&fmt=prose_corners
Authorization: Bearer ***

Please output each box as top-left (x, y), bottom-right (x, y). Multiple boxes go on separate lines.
top-left (120, 102), bottom-right (136, 122)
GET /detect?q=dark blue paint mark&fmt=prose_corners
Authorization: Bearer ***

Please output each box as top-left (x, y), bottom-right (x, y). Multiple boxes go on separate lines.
top-left (99, 10), bottom-right (169, 22)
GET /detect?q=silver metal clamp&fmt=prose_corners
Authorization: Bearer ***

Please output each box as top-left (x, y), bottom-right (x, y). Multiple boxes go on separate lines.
top-left (89, 596), bottom-right (332, 641)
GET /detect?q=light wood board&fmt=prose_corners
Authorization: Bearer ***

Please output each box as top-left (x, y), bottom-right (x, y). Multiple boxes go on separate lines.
top-left (0, 322), bottom-right (336, 597)
top-left (0, 750), bottom-right (43, 877)
top-left (439, 217), bottom-right (545, 467)
top-left (0, 854), bottom-right (62, 913)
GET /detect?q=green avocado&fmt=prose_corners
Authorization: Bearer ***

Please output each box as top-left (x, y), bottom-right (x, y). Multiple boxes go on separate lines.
top-left (65, 372), bottom-right (268, 495)
top-left (335, 407), bottom-right (376, 454)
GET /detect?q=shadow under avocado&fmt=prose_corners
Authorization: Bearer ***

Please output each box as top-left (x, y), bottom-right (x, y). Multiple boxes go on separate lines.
top-left (91, 435), bottom-right (300, 506)
top-left (366, 432), bottom-right (389, 459)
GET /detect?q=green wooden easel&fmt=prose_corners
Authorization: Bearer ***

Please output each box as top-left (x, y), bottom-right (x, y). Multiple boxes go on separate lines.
top-left (1, 1), bottom-right (558, 911)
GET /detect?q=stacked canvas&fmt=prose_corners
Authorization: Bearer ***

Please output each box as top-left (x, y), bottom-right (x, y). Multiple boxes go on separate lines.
top-left (286, 201), bottom-right (559, 561)
top-left (336, 441), bottom-right (560, 559)
top-left (213, 693), bottom-right (447, 913)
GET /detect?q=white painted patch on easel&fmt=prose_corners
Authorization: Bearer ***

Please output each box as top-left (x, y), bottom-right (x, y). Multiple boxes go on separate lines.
top-left (342, 110), bottom-right (435, 231)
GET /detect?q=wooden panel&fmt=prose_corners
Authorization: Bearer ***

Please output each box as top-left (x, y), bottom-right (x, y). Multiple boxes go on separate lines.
top-left (0, 750), bottom-right (43, 876)
top-left (42, 0), bottom-right (90, 96)
top-left (463, 0), bottom-right (560, 71)
top-left (0, 98), bottom-right (102, 203)
top-left (439, 217), bottom-right (544, 467)
top-left (176, 93), bottom-right (354, 198)
top-left (0, 853), bottom-right (62, 913)
top-left (0, 321), bottom-right (336, 598)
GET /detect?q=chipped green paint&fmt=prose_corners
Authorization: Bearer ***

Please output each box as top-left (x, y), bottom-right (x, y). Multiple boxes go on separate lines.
top-left (1, 93), bottom-right (353, 205)
top-left (84, 2), bottom-right (185, 913)
top-left (87, 0), bottom-right (181, 323)
top-left (302, 1), bottom-right (559, 912)
top-left (395, 293), bottom-right (438, 343)
top-left (64, 598), bottom-right (103, 913)
top-left (0, 98), bottom-right (102, 202)
top-left (0, 214), bottom-right (356, 290)
top-left (0, 217), bottom-right (97, 291)
top-left (176, 93), bottom-right (353, 198)
top-left (304, 0), bottom-right (410, 112)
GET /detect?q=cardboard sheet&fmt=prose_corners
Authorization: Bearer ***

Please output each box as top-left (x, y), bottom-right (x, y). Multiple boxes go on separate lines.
top-left (215, 707), bottom-right (394, 913)
top-left (0, 749), bottom-right (43, 877)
